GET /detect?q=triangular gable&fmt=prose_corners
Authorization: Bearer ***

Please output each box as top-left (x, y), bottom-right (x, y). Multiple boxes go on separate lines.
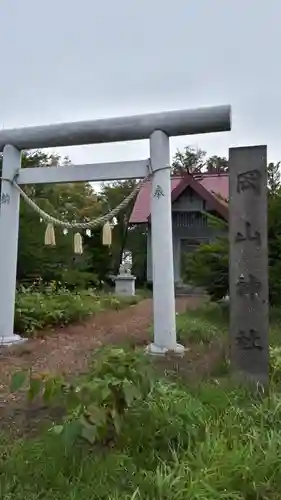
top-left (147, 175), bottom-right (228, 222)
top-left (172, 175), bottom-right (228, 219)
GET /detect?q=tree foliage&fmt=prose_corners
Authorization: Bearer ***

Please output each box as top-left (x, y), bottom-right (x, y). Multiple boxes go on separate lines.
top-left (0, 144), bottom-right (240, 294)
top-left (171, 146), bottom-right (228, 175)
top-left (0, 151), bottom-right (110, 287)
top-left (206, 155), bottom-right (228, 173)
top-left (99, 180), bottom-right (137, 275)
top-left (172, 147), bottom-right (207, 175)
top-left (185, 161), bottom-right (281, 305)
top-left (0, 150), bottom-right (148, 288)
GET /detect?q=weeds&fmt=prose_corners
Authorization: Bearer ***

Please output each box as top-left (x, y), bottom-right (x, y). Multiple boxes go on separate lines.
top-left (3, 303), bottom-right (281, 499)
top-left (14, 285), bottom-right (140, 336)
top-left (4, 372), bottom-right (281, 499)
top-left (10, 347), bottom-right (153, 447)
top-left (149, 300), bottom-right (228, 346)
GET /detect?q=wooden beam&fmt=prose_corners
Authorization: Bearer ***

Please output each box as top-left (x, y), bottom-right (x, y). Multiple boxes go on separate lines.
top-left (17, 159), bottom-right (150, 185)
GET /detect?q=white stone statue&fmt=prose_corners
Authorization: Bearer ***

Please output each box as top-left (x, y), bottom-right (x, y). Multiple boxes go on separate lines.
top-left (119, 261), bottom-right (131, 275)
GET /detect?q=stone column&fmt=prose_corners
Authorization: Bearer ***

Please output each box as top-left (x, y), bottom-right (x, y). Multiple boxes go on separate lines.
top-left (0, 145), bottom-right (24, 345)
top-left (229, 145), bottom-right (268, 385)
top-left (147, 130), bottom-right (184, 355)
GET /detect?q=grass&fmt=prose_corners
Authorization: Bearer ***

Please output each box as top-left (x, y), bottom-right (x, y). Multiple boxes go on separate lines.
top-left (14, 286), bottom-right (142, 337)
top-left (2, 302), bottom-right (281, 499)
top-left (2, 378), bottom-right (281, 499)
top-left (148, 298), bottom-right (228, 346)
top-left (175, 300), bottom-right (228, 345)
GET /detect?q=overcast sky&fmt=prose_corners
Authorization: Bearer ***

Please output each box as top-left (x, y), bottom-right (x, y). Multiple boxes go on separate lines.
top-left (0, 0), bottom-right (280, 183)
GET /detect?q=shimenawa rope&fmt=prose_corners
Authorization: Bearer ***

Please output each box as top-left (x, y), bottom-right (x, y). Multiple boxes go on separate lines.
top-left (10, 174), bottom-right (150, 229)
top-left (0, 165), bottom-right (170, 253)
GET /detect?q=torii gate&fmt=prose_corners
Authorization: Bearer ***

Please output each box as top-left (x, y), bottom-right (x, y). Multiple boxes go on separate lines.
top-left (0, 105), bottom-right (231, 352)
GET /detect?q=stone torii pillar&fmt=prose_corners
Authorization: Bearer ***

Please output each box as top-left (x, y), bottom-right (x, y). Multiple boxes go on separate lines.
top-left (148, 130), bottom-right (179, 354)
top-left (0, 105), bottom-right (231, 349)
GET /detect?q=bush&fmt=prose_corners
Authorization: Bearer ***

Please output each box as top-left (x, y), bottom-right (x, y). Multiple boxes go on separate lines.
top-left (184, 163), bottom-right (281, 305)
top-left (184, 236), bottom-right (229, 301)
top-left (14, 285), bottom-right (140, 336)
top-left (10, 347), bottom-right (153, 446)
top-left (148, 301), bottom-right (228, 346)
top-left (185, 196), bottom-right (281, 305)
top-left (268, 190), bottom-right (281, 305)
top-left (59, 269), bottom-right (98, 290)
top-left (176, 304), bottom-right (227, 345)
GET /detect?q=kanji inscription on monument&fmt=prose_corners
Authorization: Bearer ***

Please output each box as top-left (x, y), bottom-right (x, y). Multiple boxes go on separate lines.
top-left (235, 221), bottom-right (261, 245)
top-left (229, 146), bottom-right (269, 385)
top-left (236, 274), bottom-right (262, 299)
top-left (235, 329), bottom-right (263, 351)
top-left (237, 169), bottom-right (262, 195)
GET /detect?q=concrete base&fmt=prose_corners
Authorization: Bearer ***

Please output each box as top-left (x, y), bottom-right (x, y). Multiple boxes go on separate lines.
top-left (115, 274), bottom-right (136, 296)
top-left (146, 342), bottom-right (186, 357)
top-left (0, 334), bottom-right (26, 347)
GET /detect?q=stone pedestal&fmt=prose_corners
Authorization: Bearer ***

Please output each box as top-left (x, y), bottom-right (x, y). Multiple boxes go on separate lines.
top-left (115, 274), bottom-right (136, 296)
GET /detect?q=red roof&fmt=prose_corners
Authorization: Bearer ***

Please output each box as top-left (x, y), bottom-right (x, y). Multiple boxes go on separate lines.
top-left (130, 173), bottom-right (229, 223)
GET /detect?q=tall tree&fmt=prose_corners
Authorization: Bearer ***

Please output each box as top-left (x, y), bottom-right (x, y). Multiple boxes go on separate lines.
top-left (171, 146), bottom-right (228, 175)
top-left (171, 146), bottom-right (207, 175)
top-left (268, 161), bottom-right (281, 194)
top-left (206, 155), bottom-right (228, 173)
top-left (99, 180), bottom-right (137, 274)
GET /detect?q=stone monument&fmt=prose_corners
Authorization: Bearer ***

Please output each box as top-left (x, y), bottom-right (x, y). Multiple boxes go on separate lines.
top-left (229, 146), bottom-right (269, 386)
top-left (114, 262), bottom-right (136, 296)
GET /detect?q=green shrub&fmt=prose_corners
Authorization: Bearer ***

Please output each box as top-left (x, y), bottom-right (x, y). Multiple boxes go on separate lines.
top-left (60, 269), bottom-right (98, 290)
top-left (15, 287), bottom-right (100, 335)
top-left (149, 302), bottom-right (228, 346)
top-left (270, 346), bottom-right (281, 383)
top-left (184, 236), bottom-right (229, 301)
top-left (14, 286), bottom-right (140, 336)
top-left (184, 167), bottom-right (281, 306)
top-left (176, 312), bottom-right (223, 345)
top-left (10, 347), bottom-right (152, 446)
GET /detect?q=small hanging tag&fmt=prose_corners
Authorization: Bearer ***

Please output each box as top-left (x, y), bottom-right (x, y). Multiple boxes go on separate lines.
top-left (102, 221), bottom-right (112, 246)
top-left (44, 223), bottom-right (56, 246)
top-left (74, 232), bottom-right (83, 254)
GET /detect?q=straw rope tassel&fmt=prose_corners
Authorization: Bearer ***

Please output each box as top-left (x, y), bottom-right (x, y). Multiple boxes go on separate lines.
top-left (44, 223), bottom-right (56, 246)
top-left (5, 169), bottom-right (160, 254)
top-left (74, 232), bottom-right (83, 255)
top-left (102, 221), bottom-right (112, 246)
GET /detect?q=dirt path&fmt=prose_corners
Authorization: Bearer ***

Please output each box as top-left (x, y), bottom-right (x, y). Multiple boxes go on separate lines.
top-left (0, 297), bottom-right (203, 408)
